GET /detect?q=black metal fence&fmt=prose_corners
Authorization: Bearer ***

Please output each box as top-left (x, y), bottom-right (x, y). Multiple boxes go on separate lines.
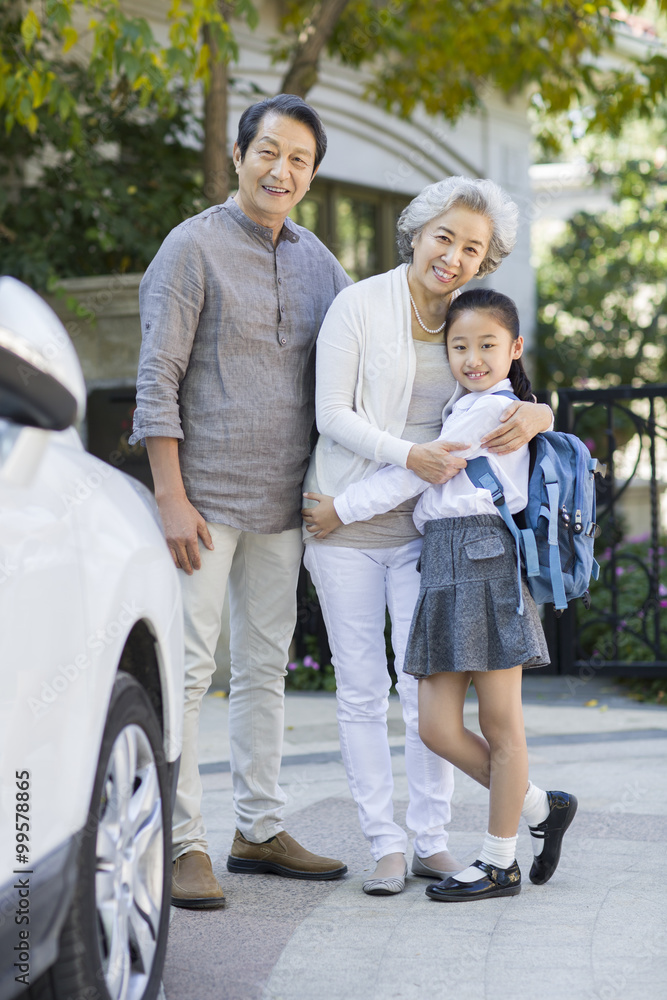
top-left (542, 384), bottom-right (667, 677)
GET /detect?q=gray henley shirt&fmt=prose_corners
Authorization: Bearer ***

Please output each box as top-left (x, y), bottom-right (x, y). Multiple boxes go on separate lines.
top-left (130, 197), bottom-right (351, 533)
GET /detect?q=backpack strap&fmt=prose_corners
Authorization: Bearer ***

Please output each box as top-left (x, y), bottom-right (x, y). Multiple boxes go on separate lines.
top-left (539, 454), bottom-right (568, 611)
top-left (465, 456), bottom-right (525, 615)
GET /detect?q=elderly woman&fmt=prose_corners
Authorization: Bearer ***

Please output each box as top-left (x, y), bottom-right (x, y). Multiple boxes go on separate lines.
top-left (302, 177), bottom-right (552, 895)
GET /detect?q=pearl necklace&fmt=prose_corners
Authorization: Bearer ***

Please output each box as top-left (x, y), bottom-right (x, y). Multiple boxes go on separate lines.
top-left (407, 269), bottom-right (446, 334)
top-left (409, 290), bottom-right (446, 334)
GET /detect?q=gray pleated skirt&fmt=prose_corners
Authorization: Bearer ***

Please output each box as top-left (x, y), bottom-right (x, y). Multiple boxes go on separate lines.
top-left (403, 514), bottom-right (551, 677)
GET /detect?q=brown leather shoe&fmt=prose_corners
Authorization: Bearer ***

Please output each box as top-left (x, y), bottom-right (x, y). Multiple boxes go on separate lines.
top-left (171, 850), bottom-right (226, 909)
top-left (226, 829), bottom-right (347, 880)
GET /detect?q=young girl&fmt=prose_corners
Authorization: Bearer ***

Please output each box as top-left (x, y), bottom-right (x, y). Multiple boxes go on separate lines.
top-left (303, 288), bottom-right (577, 901)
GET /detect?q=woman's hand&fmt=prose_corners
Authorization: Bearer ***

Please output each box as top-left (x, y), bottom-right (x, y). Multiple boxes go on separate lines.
top-left (406, 440), bottom-right (469, 485)
top-left (302, 493), bottom-right (343, 538)
top-left (481, 401), bottom-right (552, 455)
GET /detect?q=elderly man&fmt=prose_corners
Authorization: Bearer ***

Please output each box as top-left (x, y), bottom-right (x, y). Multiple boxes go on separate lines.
top-left (131, 95), bottom-right (351, 908)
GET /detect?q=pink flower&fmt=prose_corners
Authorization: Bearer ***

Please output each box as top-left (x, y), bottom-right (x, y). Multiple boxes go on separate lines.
top-left (287, 662), bottom-right (297, 671)
top-left (303, 655), bottom-right (314, 667)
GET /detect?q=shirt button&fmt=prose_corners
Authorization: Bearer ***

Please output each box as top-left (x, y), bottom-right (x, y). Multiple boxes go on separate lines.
top-left (278, 278), bottom-right (282, 284)
top-left (281, 338), bottom-right (287, 345)
top-left (280, 305), bottom-right (285, 313)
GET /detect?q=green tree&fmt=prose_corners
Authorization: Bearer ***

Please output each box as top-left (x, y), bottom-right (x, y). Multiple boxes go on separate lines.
top-left (3, 0), bottom-right (666, 288)
top-left (536, 154), bottom-right (667, 391)
top-left (0, 68), bottom-right (207, 288)
top-left (1, 1), bottom-right (262, 205)
top-left (277, 0), bottom-right (667, 147)
top-left (0, 0), bottom-right (255, 137)
top-left (4, 1), bottom-right (666, 146)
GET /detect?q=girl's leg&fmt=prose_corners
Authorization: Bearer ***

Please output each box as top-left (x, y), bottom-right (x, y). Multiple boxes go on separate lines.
top-left (473, 666), bottom-right (527, 839)
top-left (420, 667), bottom-right (526, 897)
top-left (421, 665), bottom-right (576, 896)
top-left (385, 540), bottom-right (457, 866)
top-left (304, 543), bottom-right (407, 865)
top-left (418, 670), bottom-right (489, 783)
top-left (419, 666), bottom-right (527, 838)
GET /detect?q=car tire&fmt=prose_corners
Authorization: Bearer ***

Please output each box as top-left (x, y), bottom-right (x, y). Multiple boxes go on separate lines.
top-left (29, 671), bottom-right (171, 1000)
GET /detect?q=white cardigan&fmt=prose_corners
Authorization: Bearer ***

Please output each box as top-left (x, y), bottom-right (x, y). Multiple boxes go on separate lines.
top-left (304, 264), bottom-right (463, 498)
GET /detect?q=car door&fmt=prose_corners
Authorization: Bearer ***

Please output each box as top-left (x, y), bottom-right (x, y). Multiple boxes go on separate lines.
top-left (0, 426), bottom-right (89, 867)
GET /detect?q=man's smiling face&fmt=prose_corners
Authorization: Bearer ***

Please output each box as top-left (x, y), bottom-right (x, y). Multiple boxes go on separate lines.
top-left (232, 113), bottom-right (318, 232)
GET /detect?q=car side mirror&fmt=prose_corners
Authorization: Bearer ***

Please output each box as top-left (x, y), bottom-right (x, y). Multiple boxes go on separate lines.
top-left (0, 276), bottom-right (86, 431)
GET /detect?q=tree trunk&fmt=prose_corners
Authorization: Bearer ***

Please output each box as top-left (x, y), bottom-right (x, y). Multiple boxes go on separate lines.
top-left (280, 0), bottom-right (351, 99)
top-left (203, 13), bottom-right (230, 206)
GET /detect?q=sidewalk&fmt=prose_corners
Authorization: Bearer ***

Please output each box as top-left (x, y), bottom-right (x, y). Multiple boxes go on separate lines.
top-left (163, 675), bottom-right (667, 1000)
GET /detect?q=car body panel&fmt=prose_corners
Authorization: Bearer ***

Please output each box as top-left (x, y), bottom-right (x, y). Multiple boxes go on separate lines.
top-left (0, 839), bottom-right (78, 1000)
top-left (1, 425), bottom-right (183, 865)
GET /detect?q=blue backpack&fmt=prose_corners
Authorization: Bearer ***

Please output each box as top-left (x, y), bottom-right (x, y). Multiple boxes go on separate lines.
top-left (466, 392), bottom-right (602, 616)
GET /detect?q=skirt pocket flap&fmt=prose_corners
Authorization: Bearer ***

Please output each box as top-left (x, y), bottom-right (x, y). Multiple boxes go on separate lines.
top-left (464, 536), bottom-right (505, 561)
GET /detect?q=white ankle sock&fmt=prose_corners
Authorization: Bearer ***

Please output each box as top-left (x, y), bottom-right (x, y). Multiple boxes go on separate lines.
top-left (522, 781), bottom-right (549, 825)
top-left (455, 832), bottom-right (517, 883)
top-left (522, 781), bottom-right (550, 856)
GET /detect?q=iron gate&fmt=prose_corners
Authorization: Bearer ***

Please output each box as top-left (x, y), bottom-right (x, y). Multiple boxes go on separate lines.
top-left (543, 384), bottom-right (667, 676)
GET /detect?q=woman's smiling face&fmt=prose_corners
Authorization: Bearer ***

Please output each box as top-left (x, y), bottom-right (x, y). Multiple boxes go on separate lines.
top-left (410, 204), bottom-right (492, 299)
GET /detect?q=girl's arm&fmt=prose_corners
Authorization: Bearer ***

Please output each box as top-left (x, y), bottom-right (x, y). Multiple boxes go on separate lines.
top-left (303, 399), bottom-right (489, 534)
top-left (303, 397), bottom-right (494, 534)
top-left (303, 461), bottom-right (429, 537)
top-left (303, 393), bottom-right (534, 537)
top-left (315, 296), bottom-right (467, 483)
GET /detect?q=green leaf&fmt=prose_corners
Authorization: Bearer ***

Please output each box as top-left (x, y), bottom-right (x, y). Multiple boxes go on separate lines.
top-left (119, 51), bottom-right (142, 81)
top-left (62, 26), bottom-right (79, 54)
top-left (20, 10), bottom-right (41, 52)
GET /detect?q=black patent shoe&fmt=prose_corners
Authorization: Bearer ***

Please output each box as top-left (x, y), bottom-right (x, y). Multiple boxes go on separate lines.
top-left (425, 859), bottom-right (521, 902)
top-left (529, 790), bottom-right (578, 885)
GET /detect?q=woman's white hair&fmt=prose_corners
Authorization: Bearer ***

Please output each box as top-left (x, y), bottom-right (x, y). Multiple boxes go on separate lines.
top-left (396, 176), bottom-right (519, 278)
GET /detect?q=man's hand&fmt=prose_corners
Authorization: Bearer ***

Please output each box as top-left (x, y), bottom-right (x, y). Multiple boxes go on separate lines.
top-left (481, 401), bottom-right (552, 455)
top-left (406, 440), bottom-right (469, 485)
top-left (302, 493), bottom-right (343, 538)
top-left (156, 493), bottom-right (214, 574)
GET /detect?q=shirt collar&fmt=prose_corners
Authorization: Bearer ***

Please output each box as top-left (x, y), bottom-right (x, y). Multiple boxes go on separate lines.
top-left (455, 378), bottom-right (514, 411)
top-left (222, 197), bottom-right (300, 246)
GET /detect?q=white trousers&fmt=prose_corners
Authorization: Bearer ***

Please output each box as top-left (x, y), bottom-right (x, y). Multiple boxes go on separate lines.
top-left (172, 522), bottom-right (303, 857)
top-left (304, 539), bottom-right (455, 861)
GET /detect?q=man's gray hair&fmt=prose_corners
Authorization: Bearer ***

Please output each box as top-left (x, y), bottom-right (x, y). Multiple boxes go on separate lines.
top-left (396, 176), bottom-right (519, 278)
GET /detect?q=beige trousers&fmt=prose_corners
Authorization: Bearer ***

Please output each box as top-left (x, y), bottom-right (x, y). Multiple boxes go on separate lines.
top-left (172, 522), bottom-right (303, 858)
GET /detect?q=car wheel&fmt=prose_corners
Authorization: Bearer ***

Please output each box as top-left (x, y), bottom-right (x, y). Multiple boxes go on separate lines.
top-left (31, 671), bottom-right (171, 1000)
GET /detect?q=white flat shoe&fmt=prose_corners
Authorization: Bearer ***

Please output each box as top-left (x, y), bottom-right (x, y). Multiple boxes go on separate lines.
top-left (363, 861), bottom-right (408, 896)
top-left (411, 852), bottom-right (462, 880)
